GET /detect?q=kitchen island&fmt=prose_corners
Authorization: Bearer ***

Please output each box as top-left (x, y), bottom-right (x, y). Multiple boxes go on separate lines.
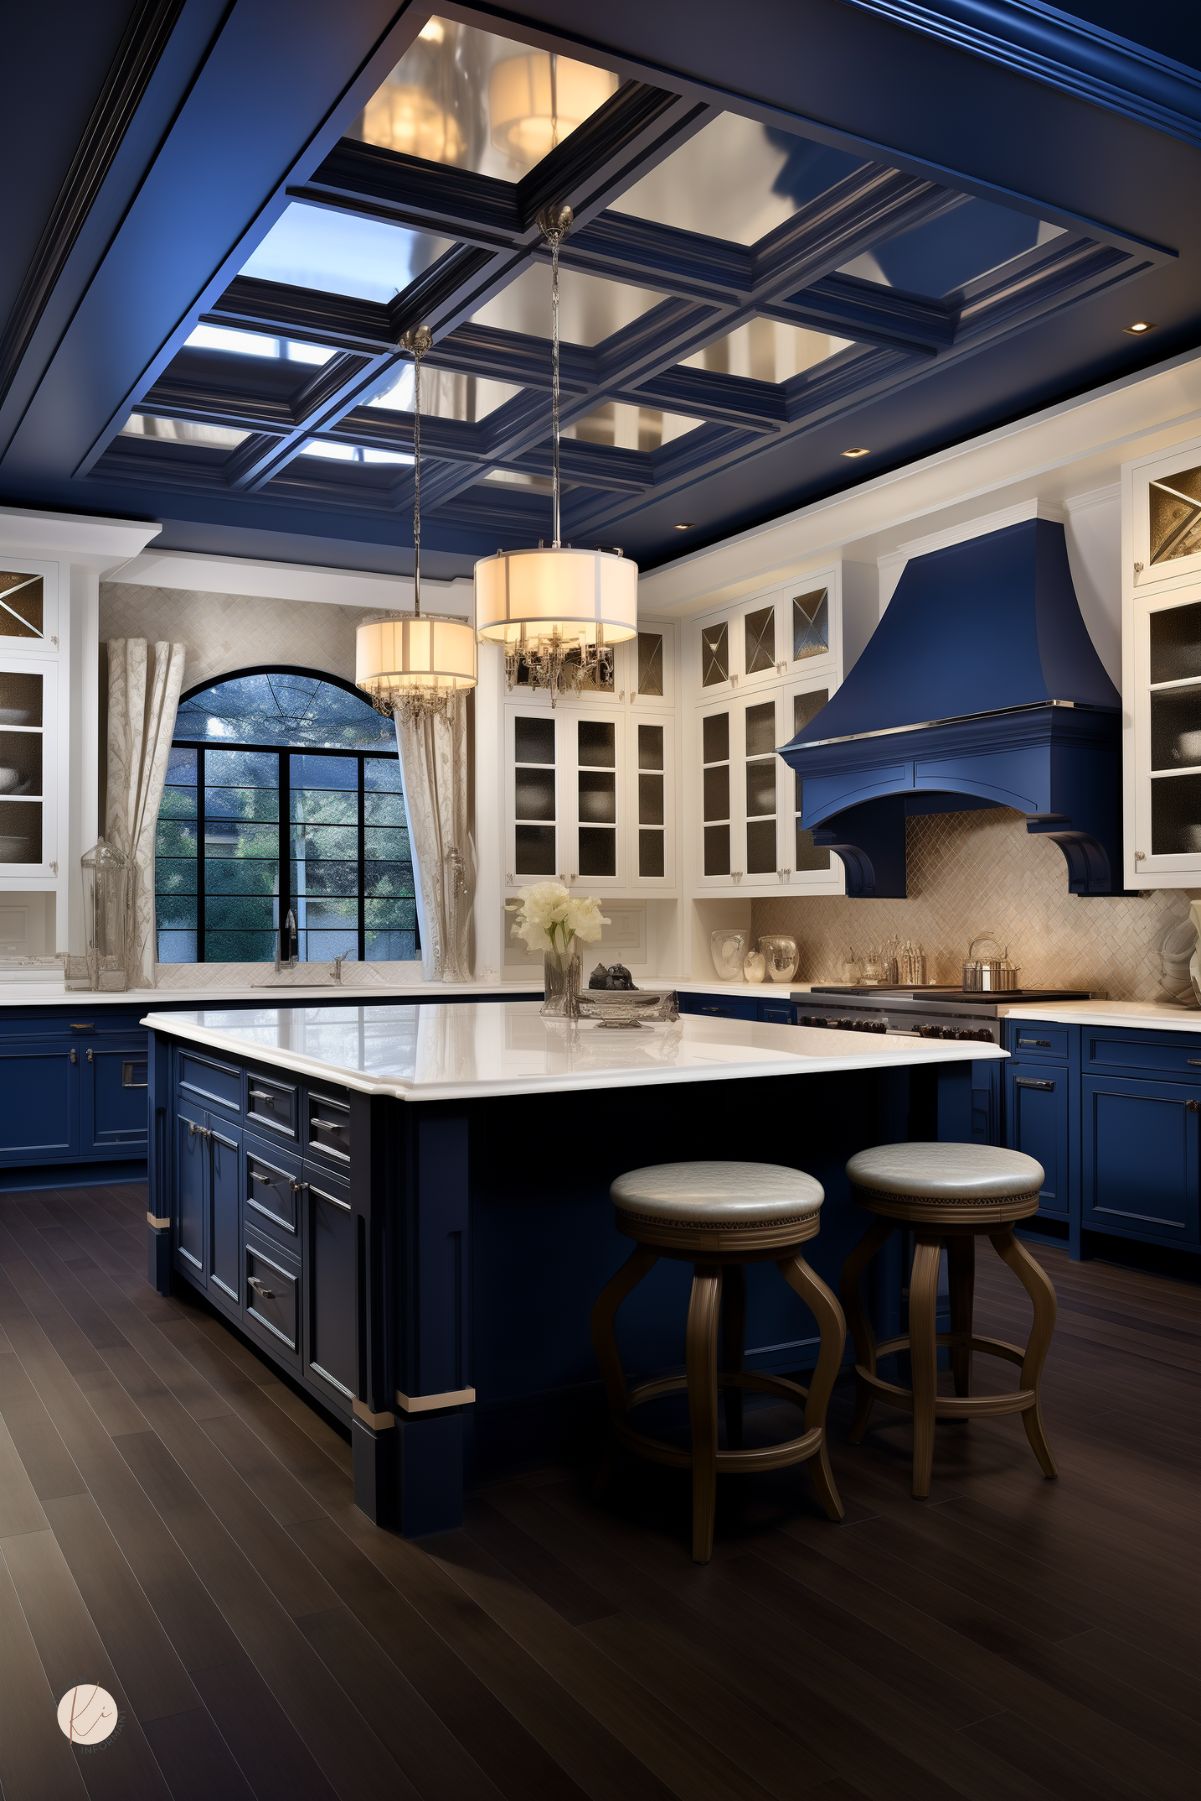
top-left (143, 1001), bottom-right (1005, 1533)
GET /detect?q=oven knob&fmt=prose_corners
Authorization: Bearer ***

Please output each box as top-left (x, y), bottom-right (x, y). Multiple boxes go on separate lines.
top-left (836, 1018), bottom-right (854, 1030)
top-left (973, 1027), bottom-right (994, 1041)
top-left (872, 1021), bottom-right (887, 1033)
top-left (917, 1024), bottom-right (937, 1038)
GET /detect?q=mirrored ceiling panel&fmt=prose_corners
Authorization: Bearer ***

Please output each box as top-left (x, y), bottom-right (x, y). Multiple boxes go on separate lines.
top-left (471, 264), bottom-right (664, 346)
top-left (612, 114), bottom-right (864, 246)
top-left (300, 441), bottom-right (412, 464)
top-left (240, 202), bottom-right (453, 301)
top-left (838, 199), bottom-right (1065, 298)
top-left (351, 16), bottom-right (620, 181)
top-left (367, 364), bottom-right (520, 421)
top-left (185, 324), bottom-right (334, 365)
top-left (564, 401), bottom-right (701, 452)
top-left (682, 318), bottom-right (851, 383)
top-left (481, 468), bottom-right (554, 492)
top-left (121, 414), bottom-right (248, 449)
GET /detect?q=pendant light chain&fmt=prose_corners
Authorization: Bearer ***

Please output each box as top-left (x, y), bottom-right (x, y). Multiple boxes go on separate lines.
top-left (405, 325), bottom-right (431, 617)
top-left (548, 214), bottom-right (564, 548)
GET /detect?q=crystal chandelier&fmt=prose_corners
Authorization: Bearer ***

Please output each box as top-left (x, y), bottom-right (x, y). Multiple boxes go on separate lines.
top-left (473, 204), bottom-right (638, 702)
top-left (356, 327), bottom-right (477, 721)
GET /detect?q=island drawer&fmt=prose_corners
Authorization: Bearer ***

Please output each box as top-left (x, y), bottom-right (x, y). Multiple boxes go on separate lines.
top-left (176, 1049), bottom-right (242, 1116)
top-left (1083, 1031), bottom-right (1201, 1083)
top-left (1004, 1022), bottom-right (1070, 1061)
top-left (243, 1136), bottom-right (302, 1240)
top-left (243, 1229), bottom-right (300, 1364)
top-left (246, 1070), bottom-right (298, 1140)
top-left (681, 996), bottom-right (761, 1022)
top-left (306, 1089), bottom-right (351, 1168)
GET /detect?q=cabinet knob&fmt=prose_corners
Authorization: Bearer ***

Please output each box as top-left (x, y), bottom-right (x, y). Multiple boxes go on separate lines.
top-left (1133, 560), bottom-right (1144, 575)
top-left (1134, 850), bottom-right (1146, 862)
top-left (1188, 1099), bottom-right (1201, 1114)
top-left (69, 1047), bottom-right (77, 1064)
top-left (86, 1047), bottom-right (93, 1062)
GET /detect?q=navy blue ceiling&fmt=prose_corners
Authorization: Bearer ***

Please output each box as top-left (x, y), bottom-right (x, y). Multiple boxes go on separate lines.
top-left (2, 0), bottom-right (1200, 579)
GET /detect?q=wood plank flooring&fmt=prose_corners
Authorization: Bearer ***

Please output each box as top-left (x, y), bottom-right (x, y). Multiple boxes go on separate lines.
top-left (0, 1182), bottom-right (1197, 1801)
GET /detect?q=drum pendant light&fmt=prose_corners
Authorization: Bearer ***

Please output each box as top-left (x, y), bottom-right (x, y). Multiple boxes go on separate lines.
top-left (356, 327), bottom-right (477, 719)
top-left (473, 204), bottom-right (637, 701)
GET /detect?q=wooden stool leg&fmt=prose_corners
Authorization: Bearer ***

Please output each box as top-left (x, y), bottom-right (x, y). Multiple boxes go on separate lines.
top-left (590, 1245), bottom-right (658, 1417)
top-left (989, 1228), bottom-right (1058, 1479)
top-left (721, 1263), bottom-right (746, 1449)
top-left (948, 1235), bottom-right (975, 1398)
top-left (908, 1236), bottom-right (942, 1499)
top-left (779, 1254), bottom-right (846, 1522)
top-left (685, 1266), bottom-right (722, 1563)
top-left (840, 1217), bottom-right (893, 1443)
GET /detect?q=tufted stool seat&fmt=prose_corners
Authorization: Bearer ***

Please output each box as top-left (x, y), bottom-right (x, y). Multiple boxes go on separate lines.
top-left (840, 1141), bottom-right (1057, 1498)
top-left (593, 1161), bottom-right (845, 1562)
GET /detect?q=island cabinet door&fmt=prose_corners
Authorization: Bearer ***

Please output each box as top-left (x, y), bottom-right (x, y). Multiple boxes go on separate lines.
top-left (174, 1110), bottom-right (207, 1278)
top-left (1082, 1075), bottom-right (1201, 1244)
top-left (1004, 1062), bottom-right (1070, 1217)
top-left (206, 1119), bottom-right (242, 1310)
top-left (0, 1037), bottom-right (78, 1160)
top-left (303, 1169), bottom-right (357, 1410)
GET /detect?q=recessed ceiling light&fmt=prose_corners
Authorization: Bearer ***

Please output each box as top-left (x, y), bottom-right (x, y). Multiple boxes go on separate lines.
top-left (1125, 320), bottom-right (1156, 334)
top-left (673, 521), bottom-right (694, 530)
top-left (841, 446), bottom-right (871, 459)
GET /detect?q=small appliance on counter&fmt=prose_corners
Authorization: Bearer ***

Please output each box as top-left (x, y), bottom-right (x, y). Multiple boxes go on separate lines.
top-left (963, 933), bottom-right (1019, 992)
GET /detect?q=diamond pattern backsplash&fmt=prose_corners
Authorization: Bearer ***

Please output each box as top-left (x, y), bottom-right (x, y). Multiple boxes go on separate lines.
top-left (754, 808), bottom-right (1194, 999)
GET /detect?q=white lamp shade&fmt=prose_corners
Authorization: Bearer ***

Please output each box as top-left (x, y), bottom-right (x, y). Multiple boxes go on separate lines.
top-left (355, 614), bottom-right (477, 697)
top-left (488, 54), bottom-right (618, 163)
top-left (474, 545), bottom-right (638, 647)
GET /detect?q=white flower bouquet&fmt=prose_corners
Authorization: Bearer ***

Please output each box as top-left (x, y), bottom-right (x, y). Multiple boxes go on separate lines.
top-left (509, 882), bottom-right (609, 1017)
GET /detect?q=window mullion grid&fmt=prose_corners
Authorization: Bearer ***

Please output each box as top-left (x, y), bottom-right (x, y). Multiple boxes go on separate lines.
top-left (280, 749), bottom-right (292, 959)
top-left (357, 753), bottom-right (367, 962)
top-left (197, 744), bottom-right (206, 963)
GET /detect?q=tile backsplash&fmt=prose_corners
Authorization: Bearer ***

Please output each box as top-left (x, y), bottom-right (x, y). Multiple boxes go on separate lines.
top-left (753, 808), bottom-right (1193, 1000)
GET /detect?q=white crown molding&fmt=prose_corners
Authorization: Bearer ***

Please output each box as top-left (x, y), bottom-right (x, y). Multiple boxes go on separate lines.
top-left (638, 347), bottom-right (1201, 616)
top-left (0, 506), bottom-right (161, 570)
top-left (1063, 482), bottom-right (1121, 516)
top-left (108, 546), bottom-right (474, 615)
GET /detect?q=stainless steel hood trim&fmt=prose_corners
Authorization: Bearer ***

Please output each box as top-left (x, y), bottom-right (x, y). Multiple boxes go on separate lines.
top-left (794, 698), bottom-right (1085, 751)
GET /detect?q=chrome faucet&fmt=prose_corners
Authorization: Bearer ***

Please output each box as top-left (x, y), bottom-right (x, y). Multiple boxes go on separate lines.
top-left (275, 909), bottom-right (298, 973)
top-left (330, 950), bottom-right (349, 985)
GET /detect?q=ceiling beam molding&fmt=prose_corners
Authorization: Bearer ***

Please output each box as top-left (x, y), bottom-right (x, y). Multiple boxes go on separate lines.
top-left (0, 0), bottom-right (188, 421)
top-left (749, 169), bottom-right (960, 302)
top-left (838, 0), bottom-right (1201, 151)
top-left (208, 277), bottom-right (395, 353)
top-left (768, 276), bottom-right (954, 355)
top-left (561, 214), bottom-right (751, 305)
top-left (612, 367), bottom-right (787, 430)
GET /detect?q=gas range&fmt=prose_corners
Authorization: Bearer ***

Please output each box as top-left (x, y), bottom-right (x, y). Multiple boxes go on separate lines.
top-left (796, 985), bottom-right (1092, 1044)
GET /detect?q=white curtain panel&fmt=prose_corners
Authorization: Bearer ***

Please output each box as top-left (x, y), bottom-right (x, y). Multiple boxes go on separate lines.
top-left (105, 638), bottom-right (186, 985)
top-left (391, 698), bottom-right (475, 982)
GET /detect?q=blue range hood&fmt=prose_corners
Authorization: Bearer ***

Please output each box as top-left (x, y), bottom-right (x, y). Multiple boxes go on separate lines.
top-left (779, 518), bottom-right (1123, 896)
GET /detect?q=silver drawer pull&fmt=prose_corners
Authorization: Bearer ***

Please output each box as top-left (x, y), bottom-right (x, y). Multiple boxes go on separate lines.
top-left (188, 1120), bottom-right (210, 1138)
top-left (1015, 1077), bottom-right (1054, 1091)
top-left (1018, 1038), bottom-right (1051, 1049)
top-left (1187, 1059), bottom-right (1201, 1068)
top-left (312, 1118), bottom-right (346, 1135)
top-left (122, 1060), bottom-right (148, 1088)
top-left (248, 1087), bottom-right (281, 1104)
top-left (248, 1168), bottom-right (274, 1183)
top-left (247, 1276), bottom-right (276, 1300)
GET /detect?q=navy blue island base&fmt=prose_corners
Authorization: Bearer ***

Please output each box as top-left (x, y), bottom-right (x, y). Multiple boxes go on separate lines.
top-left (142, 1006), bottom-right (995, 1536)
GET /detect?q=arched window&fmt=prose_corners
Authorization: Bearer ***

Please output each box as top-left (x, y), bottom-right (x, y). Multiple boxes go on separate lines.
top-left (155, 667), bottom-right (418, 965)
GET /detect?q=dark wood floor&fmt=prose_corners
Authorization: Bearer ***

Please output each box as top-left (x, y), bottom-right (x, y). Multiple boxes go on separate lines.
top-left (0, 1186), bottom-right (1198, 1801)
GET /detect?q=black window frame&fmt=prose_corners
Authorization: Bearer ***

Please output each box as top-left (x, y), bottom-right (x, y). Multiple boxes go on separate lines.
top-left (158, 666), bottom-right (417, 966)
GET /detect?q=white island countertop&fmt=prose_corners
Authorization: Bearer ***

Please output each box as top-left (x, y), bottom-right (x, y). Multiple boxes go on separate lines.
top-left (1000, 998), bottom-right (1201, 1033)
top-left (142, 1000), bottom-right (1005, 1104)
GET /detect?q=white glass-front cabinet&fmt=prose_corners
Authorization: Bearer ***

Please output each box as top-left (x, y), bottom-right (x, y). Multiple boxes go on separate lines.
top-left (0, 657), bottom-right (60, 879)
top-left (0, 560), bottom-right (61, 656)
top-left (1126, 579), bottom-right (1201, 886)
top-left (505, 705), bottom-right (666, 894)
top-left (690, 570), bottom-right (844, 896)
top-left (1126, 439), bottom-right (1201, 592)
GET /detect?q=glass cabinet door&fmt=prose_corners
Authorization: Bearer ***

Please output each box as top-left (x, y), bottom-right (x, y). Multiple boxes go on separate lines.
top-left (698, 705), bottom-right (733, 883)
top-left (0, 663), bottom-right (50, 872)
top-left (698, 617), bottom-right (731, 694)
top-left (784, 677), bottom-right (842, 891)
top-left (508, 711), bottom-right (560, 883)
top-left (790, 582), bottom-right (830, 666)
top-left (1139, 593), bottom-right (1201, 876)
top-left (634, 720), bottom-right (672, 884)
top-left (569, 713), bottom-right (623, 886)
top-left (0, 562), bottom-right (58, 656)
top-left (743, 696), bottom-right (781, 878)
top-left (629, 623), bottom-right (673, 707)
top-left (1131, 441), bottom-right (1201, 589)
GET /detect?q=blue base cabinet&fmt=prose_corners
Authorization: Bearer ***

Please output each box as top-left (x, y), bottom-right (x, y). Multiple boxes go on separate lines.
top-left (1003, 1018), bottom-right (1201, 1257)
top-left (0, 1037), bottom-right (79, 1162)
top-left (678, 993), bottom-right (796, 1023)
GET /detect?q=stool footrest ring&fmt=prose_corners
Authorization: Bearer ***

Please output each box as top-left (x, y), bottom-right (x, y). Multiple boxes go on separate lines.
top-left (856, 1331), bottom-right (1037, 1419)
top-left (616, 1371), bottom-right (824, 1473)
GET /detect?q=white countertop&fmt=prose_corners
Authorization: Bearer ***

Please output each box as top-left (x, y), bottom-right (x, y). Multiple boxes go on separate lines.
top-left (0, 974), bottom-right (805, 1009)
top-left (141, 1000), bottom-right (1005, 1104)
top-left (1000, 999), bottom-right (1201, 1033)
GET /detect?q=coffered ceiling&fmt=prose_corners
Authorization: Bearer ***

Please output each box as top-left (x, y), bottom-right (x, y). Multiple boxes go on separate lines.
top-left (2, 1), bottom-right (1200, 577)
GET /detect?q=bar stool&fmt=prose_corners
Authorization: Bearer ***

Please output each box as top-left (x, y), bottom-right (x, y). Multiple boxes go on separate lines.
top-left (591, 1160), bottom-right (846, 1563)
top-left (840, 1142), bottom-right (1057, 1498)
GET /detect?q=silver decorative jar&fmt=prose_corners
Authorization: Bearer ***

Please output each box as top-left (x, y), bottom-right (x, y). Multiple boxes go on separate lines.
top-left (759, 933), bottom-right (800, 983)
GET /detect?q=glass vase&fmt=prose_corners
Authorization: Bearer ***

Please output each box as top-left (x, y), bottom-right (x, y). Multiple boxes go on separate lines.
top-left (542, 942), bottom-right (582, 1019)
